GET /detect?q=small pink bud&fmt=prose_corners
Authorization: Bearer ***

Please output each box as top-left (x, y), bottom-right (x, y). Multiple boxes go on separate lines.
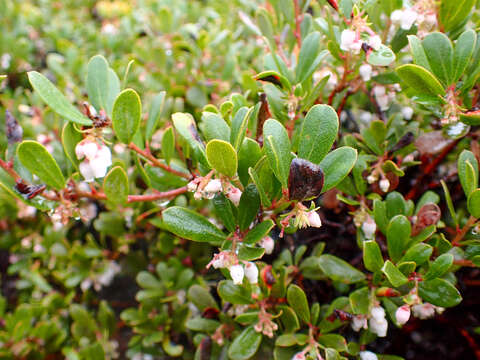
top-left (307, 211), bottom-right (322, 228)
top-left (395, 305), bottom-right (411, 325)
top-left (226, 186), bottom-right (242, 206)
top-left (260, 236), bottom-right (274, 254)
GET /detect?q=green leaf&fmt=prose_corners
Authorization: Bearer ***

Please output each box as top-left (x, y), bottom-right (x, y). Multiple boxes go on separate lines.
top-left (319, 146), bottom-right (357, 192)
top-left (296, 32), bottom-right (325, 83)
top-left (263, 119), bottom-right (292, 188)
top-left (61, 122), bottom-right (82, 169)
top-left (106, 68), bottom-right (121, 117)
top-left (187, 285), bottom-right (218, 311)
top-left (218, 280), bottom-right (254, 304)
top-left (363, 240), bottom-right (384, 272)
top-left (386, 215), bottom-right (411, 263)
top-left (228, 326), bottom-right (262, 360)
top-left (381, 260), bottom-right (409, 287)
top-left (213, 193), bottom-right (236, 233)
top-left (407, 35), bottom-right (432, 72)
top-left (367, 44), bottom-right (396, 66)
top-left (244, 220), bottom-right (275, 244)
top-left (163, 206), bottom-right (226, 244)
top-left (458, 150), bottom-right (478, 197)
top-left (0, 169), bottom-right (53, 211)
top-left (186, 317), bottom-right (220, 333)
top-left (418, 278), bottom-right (462, 307)
top-left (439, 0), bottom-right (475, 32)
top-left (238, 138), bottom-right (262, 186)
top-left (136, 271), bottom-right (162, 289)
top-left (202, 112), bottom-right (231, 142)
top-left (248, 165), bottom-right (272, 208)
top-left (86, 55), bottom-right (110, 113)
top-left (112, 89), bottom-right (142, 144)
top-left (238, 184), bottom-right (260, 231)
top-left (468, 189), bottom-right (480, 218)
top-left (172, 112), bottom-right (208, 167)
top-left (287, 284), bottom-right (310, 324)
top-left (161, 126), bottom-right (175, 165)
top-left (145, 91), bottom-right (166, 140)
top-left (453, 30), bottom-right (476, 83)
top-left (396, 64), bottom-right (444, 96)
top-left (238, 246), bottom-right (265, 261)
top-left (425, 254), bottom-right (454, 280)
top-left (230, 107), bottom-right (250, 152)
top-left (17, 140), bottom-right (65, 190)
top-left (27, 71), bottom-right (91, 125)
top-left (317, 254), bottom-right (366, 284)
top-left (400, 243), bottom-right (432, 266)
top-left (441, 180), bottom-right (458, 226)
top-left (317, 334), bottom-right (348, 352)
top-left (349, 286), bottom-right (370, 314)
top-left (421, 32), bottom-right (454, 86)
top-left (103, 166), bottom-right (128, 205)
top-left (206, 139), bottom-right (238, 177)
top-left (297, 104), bottom-right (338, 164)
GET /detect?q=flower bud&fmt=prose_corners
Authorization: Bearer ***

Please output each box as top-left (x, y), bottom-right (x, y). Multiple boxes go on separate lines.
top-left (395, 305), bottom-right (411, 325)
top-left (226, 186), bottom-right (242, 206)
top-left (368, 35), bottom-right (382, 51)
top-left (291, 352), bottom-right (306, 360)
top-left (204, 179), bottom-right (222, 193)
top-left (359, 64), bottom-right (373, 81)
top-left (412, 303), bottom-right (435, 319)
top-left (367, 174), bottom-right (377, 184)
top-left (362, 216), bottom-right (376, 239)
top-left (260, 236), bottom-right (274, 254)
top-left (229, 264), bottom-right (244, 285)
top-left (401, 106), bottom-right (414, 120)
top-left (307, 211), bottom-right (322, 228)
top-left (244, 262), bottom-right (258, 284)
top-left (371, 306), bottom-right (385, 321)
top-left (360, 351), bottom-right (378, 360)
top-left (379, 178), bottom-right (390, 192)
top-left (187, 181), bottom-right (198, 192)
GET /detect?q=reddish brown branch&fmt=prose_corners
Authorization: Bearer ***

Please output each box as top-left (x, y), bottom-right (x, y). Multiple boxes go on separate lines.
top-left (128, 142), bottom-right (191, 179)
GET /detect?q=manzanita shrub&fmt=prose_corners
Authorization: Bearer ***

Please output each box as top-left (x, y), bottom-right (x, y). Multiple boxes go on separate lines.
top-left (1, 0), bottom-right (480, 359)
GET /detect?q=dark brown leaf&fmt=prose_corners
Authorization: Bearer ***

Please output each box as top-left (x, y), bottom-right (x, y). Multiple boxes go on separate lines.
top-left (288, 158), bottom-right (324, 201)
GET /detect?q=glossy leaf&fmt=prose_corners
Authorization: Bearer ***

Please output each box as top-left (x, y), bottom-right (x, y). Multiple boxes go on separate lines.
top-left (382, 260), bottom-right (409, 287)
top-left (363, 240), bottom-right (384, 272)
top-left (453, 30), bottom-right (476, 83)
top-left (468, 189), bottom-right (480, 218)
top-left (86, 55), bottom-right (110, 113)
top-left (296, 32), bottom-right (324, 83)
top-left (297, 104), bottom-right (338, 164)
top-left (145, 91), bottom-right (166, 140)
top-left (396, 64), bottom-right (444, 96)
top-left (228, 326), bottom-right (262, 360)
top-left (386, 215), bottom-right (411, 263)
top-left (161, 126), bottom-right (175, 165)
top-left (163, 206), bottom-right (226, 244)
top-left (425, 254), bottom-right (454, 280)
top-left (418, 278), bottom-right (462, 307)
top-left (263, 119), bottom-right (292, 188)
top-left (421, 32), bottom-right (454, 86)
top-left (458, 150), bottom-right (478, 197)
top-left (439, 0), bottom-right (475, 32)
top-left (244, 219), bottom-right (275, 244)
top-left (287, 284), bottom-right (310, 324)
top-left (238, 184), bottom-right (260, 231)
top-left (317, 254), bottom-right (366, 284)
top-left (319, 146), bottom-right (357, 193)
top-left (206, 139), bottom-right (238, 177)
top-left (218, 280), bottom-right (254, 304)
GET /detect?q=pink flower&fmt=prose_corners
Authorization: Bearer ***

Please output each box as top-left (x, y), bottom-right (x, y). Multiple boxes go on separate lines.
top-left (395, 305), bottom-right (411, 325)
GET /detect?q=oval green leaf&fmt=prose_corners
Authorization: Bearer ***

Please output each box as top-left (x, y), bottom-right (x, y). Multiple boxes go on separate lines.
top-left (163, 206), bottom-right (226, 244)
top-left (103, 166), bottom-right (129, 205)
top-left (263, 119), bottom-right (292, 188)
top-left (17, 140), bottom-right (65, 190)
top-left (228, 326), bottom-right (262, 360)
top-left (396, 64), bottom-right (444, 96)
top-left (418, 278), bottom-right (462, 307)
top-left (27, 71), bottom-right (91, 126)
top-left (319, 146), bottom-right (357, 192)
top-left (298, 104), bottom-right (339, 164)
top-left (112, 88), bottom-right (142, 144)
top-left (287, 284), bottom-right (310, 324)
top-left (206, 139), bottom-right (238, 177)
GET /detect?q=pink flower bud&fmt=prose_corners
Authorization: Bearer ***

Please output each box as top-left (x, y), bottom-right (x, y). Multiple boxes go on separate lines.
top-left (379, 178), bottom-right (390, 192)
top-left (362, 216), bottom-right (376, 239)
top-left (204, 179), bottom-right (222, 194)
top-left (395, 305), bottom-right (411, 325)
top-left (307, 211), bottom-right (322, 228)
top-left (226, 186), bottom-right (242, 206)
top-left (260, 236), bottom-right (274, 254)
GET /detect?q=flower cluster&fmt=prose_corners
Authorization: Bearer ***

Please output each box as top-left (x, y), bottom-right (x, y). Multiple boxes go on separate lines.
top-left (207, 251), bottom-right (258, 285)
top-left (75, 138), bottom-right (112, 181)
